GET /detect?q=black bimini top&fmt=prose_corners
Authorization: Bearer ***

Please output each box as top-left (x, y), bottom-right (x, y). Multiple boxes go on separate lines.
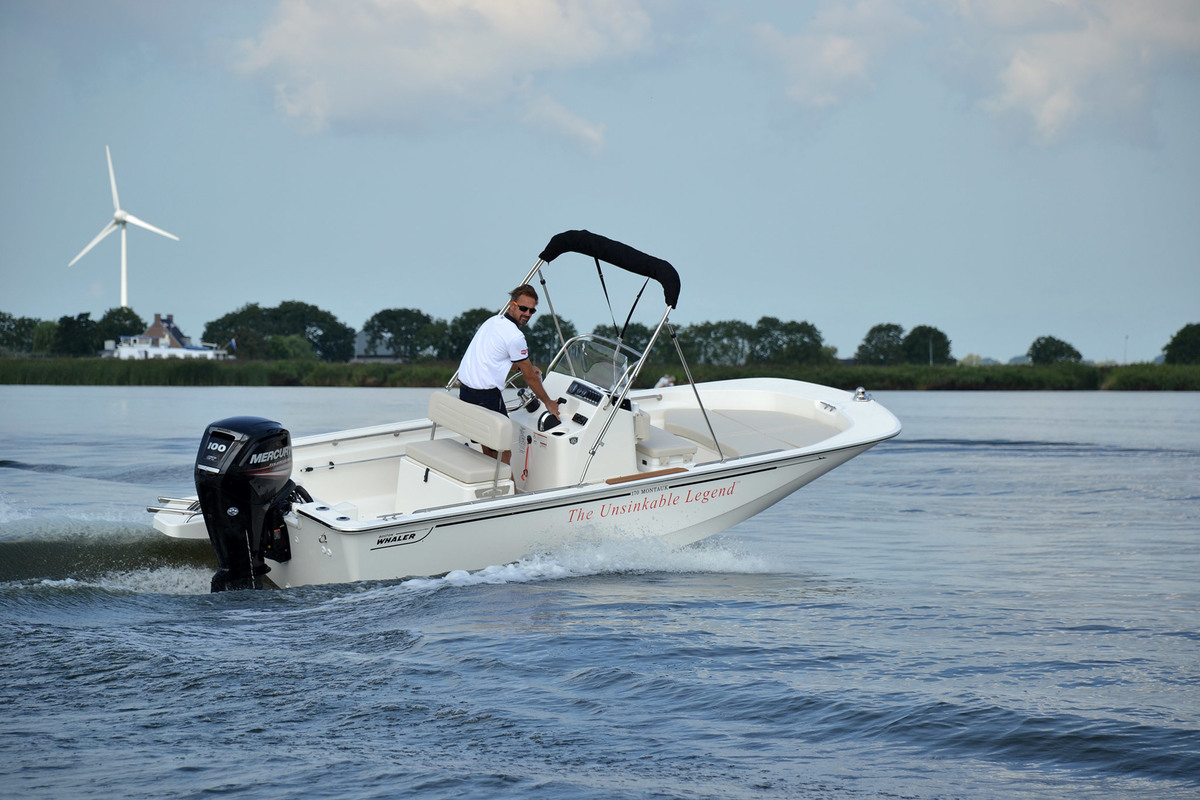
top-left (538, 230), bottom-right (681, 309)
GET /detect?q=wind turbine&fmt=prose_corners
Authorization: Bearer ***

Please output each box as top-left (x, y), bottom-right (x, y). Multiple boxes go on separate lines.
top-left (68, 146), bottom-right (179, 308)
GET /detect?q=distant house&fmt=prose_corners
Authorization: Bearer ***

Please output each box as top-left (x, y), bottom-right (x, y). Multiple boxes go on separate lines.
top-left (105, 313), bottom-right (229, 360)
top-left (352, 329), bottom-right (401, 363)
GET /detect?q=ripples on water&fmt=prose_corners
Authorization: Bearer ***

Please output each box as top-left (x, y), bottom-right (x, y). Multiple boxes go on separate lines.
top-left (2, 388), bottom-right (1198, 799)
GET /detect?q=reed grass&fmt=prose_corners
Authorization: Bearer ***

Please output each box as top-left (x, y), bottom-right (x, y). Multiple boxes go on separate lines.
top-left (2, 358), bottom-right (1197, 390)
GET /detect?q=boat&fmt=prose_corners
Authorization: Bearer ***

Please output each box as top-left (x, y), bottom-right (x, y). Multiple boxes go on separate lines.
top-left (150, 230), bottom-right (901, 590)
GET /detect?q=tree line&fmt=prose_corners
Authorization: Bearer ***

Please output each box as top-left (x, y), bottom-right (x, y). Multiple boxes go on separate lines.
top-left (0, 307), bottom-right (145, 358)
top-left (360, 310), bottom-right (838, 366)
top-left (3, 305), bottom-right (1199, 366)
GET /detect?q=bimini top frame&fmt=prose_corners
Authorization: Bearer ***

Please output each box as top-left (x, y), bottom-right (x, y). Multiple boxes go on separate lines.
top-left (451, 230), bottom-right (726, 481)
top-left (530, 231), bottom-right (727, 480)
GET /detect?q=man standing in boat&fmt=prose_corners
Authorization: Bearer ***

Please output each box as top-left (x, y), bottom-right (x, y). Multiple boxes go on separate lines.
top-left (457, 284), bottom-right (560, 459)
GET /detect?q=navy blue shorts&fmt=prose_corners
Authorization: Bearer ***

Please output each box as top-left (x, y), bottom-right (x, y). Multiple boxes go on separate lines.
top-left (458, 384), bottom-right (507, 416)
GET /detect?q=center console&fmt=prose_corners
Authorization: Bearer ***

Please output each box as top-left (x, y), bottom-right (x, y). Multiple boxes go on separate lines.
top-left (510, 372), bottom-right (637, 491)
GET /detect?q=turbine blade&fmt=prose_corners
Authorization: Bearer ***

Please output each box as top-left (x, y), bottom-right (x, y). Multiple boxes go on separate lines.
top-left (68, 220), bottom-right (120, 266)
top-left (106, 145), bottom-right (120, 211)
top-left (123, 213), bottom-right (179, 241)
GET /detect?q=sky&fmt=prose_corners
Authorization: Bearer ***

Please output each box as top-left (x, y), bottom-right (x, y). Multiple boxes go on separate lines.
top-left (1, 0), bottom-right (1197, 364)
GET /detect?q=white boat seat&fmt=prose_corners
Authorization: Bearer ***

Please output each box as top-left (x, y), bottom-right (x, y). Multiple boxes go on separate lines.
top-left (406, 439), bottom-right (512, 484)
top-left (636, 425), bottom-right (698, 460)
top-left (405, 392), bottom-right (514, 484)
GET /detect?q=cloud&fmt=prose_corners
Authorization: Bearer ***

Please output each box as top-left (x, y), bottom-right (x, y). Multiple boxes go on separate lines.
top-left (753, 1), bottom-right (926, 109)
top-left (965, 0), bottom-right (1200, 144)
top-left (232, 0), bottom-right (653, 147)
top-left (754, 0), bottom-right (1200, 145)
top-left (523, 94), bottom-right (607, 153)
top-left (229, 0), bottom-right (1199, 148)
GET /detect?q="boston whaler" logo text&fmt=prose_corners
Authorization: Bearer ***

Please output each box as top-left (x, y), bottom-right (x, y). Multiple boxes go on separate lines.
top-left (376, 531), bottom-right (418, 546)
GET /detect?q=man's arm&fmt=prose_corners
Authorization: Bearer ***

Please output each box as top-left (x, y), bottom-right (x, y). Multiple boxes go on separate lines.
top-left (515, 359), bottom-right (560, 419)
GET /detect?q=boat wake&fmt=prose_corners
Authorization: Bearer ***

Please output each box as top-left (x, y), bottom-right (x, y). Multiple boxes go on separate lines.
top-left (1, 511), bottom-right (772, 598)
top-left (0, 458), bottom-right (193, 486)
top-left (0, 519), bottom-right (215, 594)
top-left (10, 567), bottom-right (217, 598)
top-left (401, 535), bottom-right (773, 593)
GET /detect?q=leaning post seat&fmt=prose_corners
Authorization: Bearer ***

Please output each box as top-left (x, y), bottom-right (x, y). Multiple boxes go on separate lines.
top-left (405, 392), bottom-right (514, 485)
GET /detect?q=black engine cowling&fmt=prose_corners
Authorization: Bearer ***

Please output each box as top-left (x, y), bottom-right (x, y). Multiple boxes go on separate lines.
top-left (194, 416), bottom-right (304, 592)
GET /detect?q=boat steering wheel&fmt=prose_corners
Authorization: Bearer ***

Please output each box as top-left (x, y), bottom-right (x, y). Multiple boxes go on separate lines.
top-left (505, 387), bottom-right (540, 415)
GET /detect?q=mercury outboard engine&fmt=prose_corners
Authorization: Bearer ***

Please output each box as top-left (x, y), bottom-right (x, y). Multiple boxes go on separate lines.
top-left (194, 416), bottom-right (305, 592)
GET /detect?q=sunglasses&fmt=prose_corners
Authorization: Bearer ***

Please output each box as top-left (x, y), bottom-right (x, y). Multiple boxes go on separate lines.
top-left (515, 303), bottom-right (537, 314)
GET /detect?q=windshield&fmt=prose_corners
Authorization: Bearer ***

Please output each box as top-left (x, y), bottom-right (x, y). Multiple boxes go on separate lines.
top-left (548, 335), bottom-right (633, 392)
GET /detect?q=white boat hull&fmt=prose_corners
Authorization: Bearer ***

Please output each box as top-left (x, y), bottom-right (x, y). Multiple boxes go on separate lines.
top-left (271, 442), bottom-right (871, 587)
top-left (154, 378), bottom-right (899, 588)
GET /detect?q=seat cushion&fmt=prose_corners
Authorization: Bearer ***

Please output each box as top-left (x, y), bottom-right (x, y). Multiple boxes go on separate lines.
top-left (636, 425), bottom-right (698, 459)
top-left (406, 439), bottom-right (512, 484)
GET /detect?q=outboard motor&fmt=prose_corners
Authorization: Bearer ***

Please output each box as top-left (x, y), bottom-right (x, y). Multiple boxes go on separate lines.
top-left (194, 416), bottom-right (301, 592)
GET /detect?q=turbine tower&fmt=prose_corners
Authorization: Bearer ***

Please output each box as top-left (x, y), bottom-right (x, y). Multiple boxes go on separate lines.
top-left (68, 146), bottom-right (179, 308)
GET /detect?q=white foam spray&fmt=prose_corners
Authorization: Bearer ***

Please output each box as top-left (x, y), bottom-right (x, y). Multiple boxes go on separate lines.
top-left (400, 535), bottom-right (773, 594)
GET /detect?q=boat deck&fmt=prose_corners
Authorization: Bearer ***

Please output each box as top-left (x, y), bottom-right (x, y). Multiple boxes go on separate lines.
top-left (662, 408), bottom-right (837, 458)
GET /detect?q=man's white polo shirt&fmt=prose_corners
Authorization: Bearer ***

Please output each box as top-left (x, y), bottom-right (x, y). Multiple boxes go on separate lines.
top-left (458, 314), bottom-right (528, 390)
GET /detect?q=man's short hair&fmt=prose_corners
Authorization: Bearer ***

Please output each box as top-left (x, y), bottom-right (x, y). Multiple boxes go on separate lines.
top-left (509, 284), bottom-right (539, 303)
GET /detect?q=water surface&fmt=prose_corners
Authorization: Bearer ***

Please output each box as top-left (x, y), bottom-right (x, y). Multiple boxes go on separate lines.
top-left (2, 386), bottom-right (1198, 798)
